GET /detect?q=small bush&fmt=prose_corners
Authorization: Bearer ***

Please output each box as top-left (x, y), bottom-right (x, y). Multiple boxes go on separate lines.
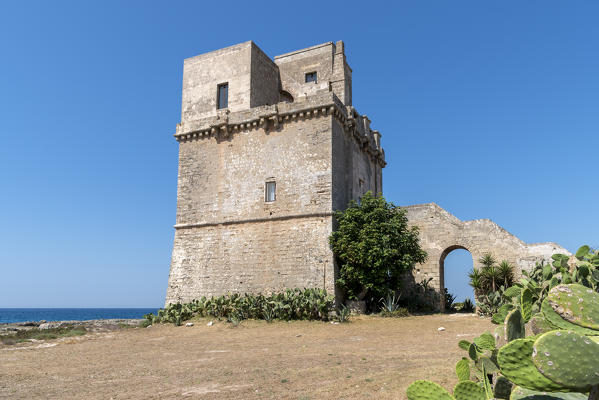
top-left (1, 326), bottom-right (87, 345)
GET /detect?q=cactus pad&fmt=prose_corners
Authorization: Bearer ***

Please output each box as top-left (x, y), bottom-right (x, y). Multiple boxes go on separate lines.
top-left (474, 332), bottom-right (496, 350)
top-left (455, 358), bottom-right (470, 381)
top-left (493, 376), bottom-right (513, 399)
top-left (547, 284), bottom-right (599, 330)
top-left (458, 340), bottom-right (471, 351)
top-left (532, 330), bottom-right (599, 390)
top-left (497, 338), bottom-right (563, 391)
top-left (453, 381), bottom-right (484, 400)
top-left (521, 288), bottom-right (534, 322)
top-left (406, 380), bottom-right (454, 400)
top-left (541, 299), bottom-right (598, 336)
top-left (509, 386), bottom-right (587, 399)
top-left (506, 308), bottom-right (526, 342)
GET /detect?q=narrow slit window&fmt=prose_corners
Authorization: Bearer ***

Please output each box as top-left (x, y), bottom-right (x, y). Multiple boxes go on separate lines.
top-left (305, 72), bottom-right (317, 83)
top-left (217, 83), bottom-right (228, 109)
top-left (265, 181), bottom-right (276, 202)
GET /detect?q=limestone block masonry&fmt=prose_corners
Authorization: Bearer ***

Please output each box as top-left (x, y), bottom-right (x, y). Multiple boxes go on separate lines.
top-left (404, 203), bottom-right (570, 310)
top-left (166, 41), bottom-right (385, 305)
top-left (166, 40), bottom-right (569, 308)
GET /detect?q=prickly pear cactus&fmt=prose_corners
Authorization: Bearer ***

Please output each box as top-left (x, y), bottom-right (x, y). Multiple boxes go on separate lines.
top-left (510, 386), bottom-right (588, 399)
top-left (497, 338), bottom-right (564, 392)
top-left (407, 282), bottom-right (599, 400)
top-left (406, 380), bottom-right (454, 400)
top-left (453, 380), bottom-right (485, 400)
top-left (541, 299), bottom-right (598, 336)
top-left (547, 284), bottom-right (599, 331)
top-left (506, 308), bottom-right (526, 342)
top-left (531, 330), bottom-right (599, 391)
top-left (456, 358), bottom-right (470, 381)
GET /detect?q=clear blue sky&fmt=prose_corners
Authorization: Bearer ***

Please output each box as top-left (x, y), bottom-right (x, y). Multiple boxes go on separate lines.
top-left (1, 1), bottom-right (597, 307)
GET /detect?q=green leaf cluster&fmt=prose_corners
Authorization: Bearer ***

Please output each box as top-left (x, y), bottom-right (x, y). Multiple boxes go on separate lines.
top-left (329, 192), bottom-right (427, 302)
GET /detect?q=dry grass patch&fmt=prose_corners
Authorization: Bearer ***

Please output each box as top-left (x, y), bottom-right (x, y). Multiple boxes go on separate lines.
top-left (0, 314), bottom-right (493, 399)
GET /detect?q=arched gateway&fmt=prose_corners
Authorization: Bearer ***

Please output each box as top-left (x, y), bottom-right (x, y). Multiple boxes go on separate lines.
top-left (404, 203), bottom-right (570, 311)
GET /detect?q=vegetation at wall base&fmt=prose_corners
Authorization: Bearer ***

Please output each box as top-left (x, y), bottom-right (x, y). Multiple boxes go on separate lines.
top-left (144, 288), bottom-right (337, 326)
top-left (329, 192), bottom-right (427, 308)
top-left (406, 245), bottom-right (599, 400)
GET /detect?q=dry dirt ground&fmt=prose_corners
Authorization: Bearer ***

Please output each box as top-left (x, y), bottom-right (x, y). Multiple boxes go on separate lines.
top-left (0, 314), bottom-right (494, 400)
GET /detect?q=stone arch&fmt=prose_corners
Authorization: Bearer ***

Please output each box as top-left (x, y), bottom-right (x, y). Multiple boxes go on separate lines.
top-left (439, 245), bottom-right (470, 302)
top-left (404, 203), bottom-right (570, 311)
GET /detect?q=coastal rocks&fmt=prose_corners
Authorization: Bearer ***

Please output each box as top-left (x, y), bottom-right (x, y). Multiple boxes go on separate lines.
top-left (39, 322), bottom-right (62, 330)
top-left (1, 319), bottom-right (145, 336)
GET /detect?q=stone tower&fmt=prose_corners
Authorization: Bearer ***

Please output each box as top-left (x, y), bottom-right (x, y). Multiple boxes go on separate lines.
top-left (166, 41), bottom-right (385, 305)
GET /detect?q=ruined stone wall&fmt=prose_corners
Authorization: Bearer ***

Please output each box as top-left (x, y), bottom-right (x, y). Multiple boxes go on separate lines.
top-left (404, 203), bottom-right (570, 309)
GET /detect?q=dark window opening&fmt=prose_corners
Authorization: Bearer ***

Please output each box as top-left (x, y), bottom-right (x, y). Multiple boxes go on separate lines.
top-left (305, 72), bottom-right (317, 83)
top-left (265, 181), bottom-right (276, 202)
top-left (217, 83), bottom-right (228, 109)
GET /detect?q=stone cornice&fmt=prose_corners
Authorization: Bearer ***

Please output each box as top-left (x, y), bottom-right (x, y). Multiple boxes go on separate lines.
top-left (173, 92), bottom-right (386, 167)
top-left (174, 211), bottom-right (334, 230)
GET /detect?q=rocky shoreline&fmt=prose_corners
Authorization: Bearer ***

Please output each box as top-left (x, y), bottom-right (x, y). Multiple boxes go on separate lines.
top-left (0, 319), bottom-right (144, 335)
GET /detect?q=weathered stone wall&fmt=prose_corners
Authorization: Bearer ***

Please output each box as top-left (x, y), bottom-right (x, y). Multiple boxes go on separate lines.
top-left (404, 203), bottom-right (570, 310)
top-left (275, 41), bottom-right (352, 106)
top-left (249, 42), bottom-right (281, 108)
top-left (331, 118), bottom-right (381, 211)
top-left (168, 216), bottom-right (335, 303)
top-left (167, 41), bottom-right (383, 305)
top-left (181, 42), bottom-right (253, 121)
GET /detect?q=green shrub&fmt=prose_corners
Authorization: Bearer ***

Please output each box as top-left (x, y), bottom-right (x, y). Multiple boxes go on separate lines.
top-left (329, 192), bottom-right (427, 305)
top-left (145, 288), bottom-right (335, 326)
top-left (454, 298), bottom-right (475, 313)
top-left (1, 326), bottom-right (87, 345)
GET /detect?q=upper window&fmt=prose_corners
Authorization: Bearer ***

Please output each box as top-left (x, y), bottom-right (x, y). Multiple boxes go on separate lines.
top-left (265, 181), bottom-right (276, 202)
top-left (217, 83), bottom-right (228, 109)
top-left (305, 72), bottom-right (317, 83)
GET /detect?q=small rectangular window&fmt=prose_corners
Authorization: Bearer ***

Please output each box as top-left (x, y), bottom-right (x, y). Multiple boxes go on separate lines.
top-left (217, 83), bottom-right (228, 109)
top-left (265, 181), bottom-right (276, 202)
top-left (305, 72), bottom-right (317, 83)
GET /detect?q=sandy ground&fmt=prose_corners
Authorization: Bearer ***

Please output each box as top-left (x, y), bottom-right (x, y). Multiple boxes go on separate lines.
top-left (0, 314), bottom-right (494, 400)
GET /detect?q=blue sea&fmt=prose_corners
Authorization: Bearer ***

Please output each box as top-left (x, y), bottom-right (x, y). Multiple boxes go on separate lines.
top-left (0, 308), bottom-right (160, 324)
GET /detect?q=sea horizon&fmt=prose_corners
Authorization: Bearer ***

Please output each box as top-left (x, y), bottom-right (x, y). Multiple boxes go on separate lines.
top-left (0, 308), bottom-right (160, 324)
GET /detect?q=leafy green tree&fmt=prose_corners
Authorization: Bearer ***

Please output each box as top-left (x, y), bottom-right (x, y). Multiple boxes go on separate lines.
top-left (329, 192), bottom-right (427, 303)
